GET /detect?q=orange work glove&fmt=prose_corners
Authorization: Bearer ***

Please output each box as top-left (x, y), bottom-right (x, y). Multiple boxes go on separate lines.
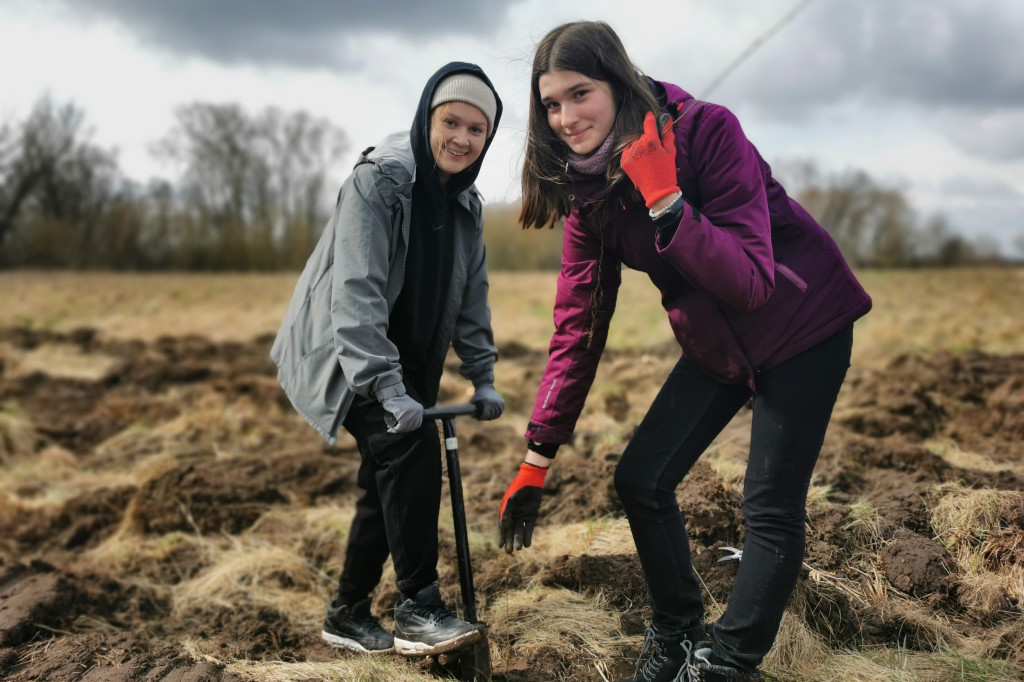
top-left (498, 462), bottom-right (548, 553)
top-left (621, 111), bottom-right (679, 208)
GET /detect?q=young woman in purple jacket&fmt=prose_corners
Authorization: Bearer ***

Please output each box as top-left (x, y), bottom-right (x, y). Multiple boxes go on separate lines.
top-left (497, 21), bottom-right (872, 682)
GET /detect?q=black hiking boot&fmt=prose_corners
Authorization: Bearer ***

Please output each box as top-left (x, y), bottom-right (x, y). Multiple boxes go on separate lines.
top-left (321, 597), bottom-right (395, 653)
top-left (618, 621), bottom-right (706, 682)
top-left (393, 583), bottom-right (481, 656)
top-left (688, 647), bottom-right (761, 681)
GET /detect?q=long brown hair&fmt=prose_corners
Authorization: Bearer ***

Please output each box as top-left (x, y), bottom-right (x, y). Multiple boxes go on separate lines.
top-left (520, 21), bottom-right (660, 229)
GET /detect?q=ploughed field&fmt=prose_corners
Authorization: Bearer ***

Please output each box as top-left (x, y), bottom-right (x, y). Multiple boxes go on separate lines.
top-left (0, 269), bottom-right (1022, 681)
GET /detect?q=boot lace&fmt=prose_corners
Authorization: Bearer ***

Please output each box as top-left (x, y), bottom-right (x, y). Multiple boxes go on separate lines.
top-left (634, 628), bottom-right (666, 680)
top-left (632, 627), bottom-right (697, 681)
top-left (672, 639), bottom-right (695, 682)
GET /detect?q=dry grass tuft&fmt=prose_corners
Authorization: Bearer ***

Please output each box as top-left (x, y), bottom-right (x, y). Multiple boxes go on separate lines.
top-left (519, 520), bottom-right (604, 558)
top-left (930, 484), bottom-right (1022, 559)
top-left (582, 518), bottom-right (637, 556)
top-left (762, 611), bottom-right (834, 677)
top-left (925, 438), bottom-right (1023, 475)
top-left (843, 499), bottom-right (885, 549)
top-left (81, 528), bottom-right (212, 586)
top-left (0, 408), bottom-right (37, 463)
top-left (173, 537), bottom-right (328, 620)
top-left (956, 570), bottom-right (1014, 619)
top-left (224, 658), bottom-right (435, 681)
top-left (818, 645), bottom-right (1020, 682)
top-left (490, 585), bottom-right (625, 666)
top-left (805, 484), bottom-right (833, 508)
top-left (9, 343), bottom-right (119, 381)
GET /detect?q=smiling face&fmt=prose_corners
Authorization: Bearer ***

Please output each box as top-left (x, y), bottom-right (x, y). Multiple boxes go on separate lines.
top-left (429, 101), bottom-right (488, 185)
top-left (538, 68), bottom-right (617, 155)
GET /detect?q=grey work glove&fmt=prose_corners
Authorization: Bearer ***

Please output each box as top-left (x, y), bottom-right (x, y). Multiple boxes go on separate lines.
top-left (470, 383), bottom-right (505, 421)
top-left (381, 395), bottom-right (424, 434)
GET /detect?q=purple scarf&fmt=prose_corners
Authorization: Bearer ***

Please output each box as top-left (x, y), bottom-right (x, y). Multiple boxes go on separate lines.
top-left (567, 133), bottom-right (614, 176)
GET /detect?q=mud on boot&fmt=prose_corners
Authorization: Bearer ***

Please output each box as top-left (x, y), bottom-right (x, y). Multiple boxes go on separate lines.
top-left (688, 648), bottom-right (761, 681)
top-left (618, 621), bottom-right (706, 682)
top-left (321, 597), bottom-right (395, 653)
top-left (393, 583), bottom-right (481, 657)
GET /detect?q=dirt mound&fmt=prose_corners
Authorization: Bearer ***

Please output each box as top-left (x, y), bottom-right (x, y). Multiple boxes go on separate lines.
top-left (878, 529), bottom-right (956, 598)
top-left (539, 553), bottom-right (647, 609)
top-left (676, 461), bottom-right (744, 546)
top-left (0, 558), bottom-right (168, 648)
top-left (130, 451), bottom-right (358, 535)
top-left (3, 632), bottom-right (233, 682)
top-left (5, 485), bottom-right (136, 553)
top-left (840, 350), bottom-right (1024, 459)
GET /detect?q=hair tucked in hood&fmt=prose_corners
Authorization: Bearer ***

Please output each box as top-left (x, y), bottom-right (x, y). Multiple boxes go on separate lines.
top-left (410, 62), bottom-right (503, 221)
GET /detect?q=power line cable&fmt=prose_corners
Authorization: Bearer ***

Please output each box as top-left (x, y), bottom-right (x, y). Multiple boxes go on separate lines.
top-left (700, 0), bottom-right (819, 99)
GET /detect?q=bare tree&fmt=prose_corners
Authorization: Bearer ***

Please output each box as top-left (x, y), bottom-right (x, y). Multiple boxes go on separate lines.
top-left (0, 98), bottom-right (82, 247)
top-left (155, 103), bottom-right (347, 267)
top-left (779, 160), bottom-right (930, 267)
top-left (0, 97), bottom-right (123, 266)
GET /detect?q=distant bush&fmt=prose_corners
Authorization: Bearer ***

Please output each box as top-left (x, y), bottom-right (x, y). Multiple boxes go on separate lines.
top-left (482, 201), bottom-right (562, 271)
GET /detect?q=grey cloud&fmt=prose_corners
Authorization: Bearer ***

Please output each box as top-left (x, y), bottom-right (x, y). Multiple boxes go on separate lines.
top-left (937, 175), bottom-right (1023, 202)
top-left (938, 109), bottom-right (1024, 163)
top-left (51, 0), bottom-right (526, 68)
top-left (719, 0), bottom-right (1024, 117)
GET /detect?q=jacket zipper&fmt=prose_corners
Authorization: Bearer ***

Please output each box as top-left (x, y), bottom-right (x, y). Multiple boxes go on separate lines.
top-left (775, 262), bottom-right (807, 293)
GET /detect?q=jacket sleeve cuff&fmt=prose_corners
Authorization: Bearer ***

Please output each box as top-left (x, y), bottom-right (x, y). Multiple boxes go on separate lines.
top-left (373, 381), bottom-right (406, 402)
top-left (654, 200), bottom-right (693, 245)
top-left (524, 421), bottom-right (571, 446)
top-left (527, 440), bottom-right (561, 458)
top-left (471, 371), bottom-right (496, 389)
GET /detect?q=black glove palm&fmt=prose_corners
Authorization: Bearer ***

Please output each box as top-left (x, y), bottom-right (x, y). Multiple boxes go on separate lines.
top-left (498, 462), bottom-right (548, 553)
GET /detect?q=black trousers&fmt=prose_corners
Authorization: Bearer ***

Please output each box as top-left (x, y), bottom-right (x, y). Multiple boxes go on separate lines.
top-left (335, 397), bottom-right (441, 604)
top-left (614, 326), bottom-right (853, 671)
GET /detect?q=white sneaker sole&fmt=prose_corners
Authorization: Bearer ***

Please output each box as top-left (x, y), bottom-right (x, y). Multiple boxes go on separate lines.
top-left (393, 628), bottom-right (481, 657)
top-left (321, 629), bottom-right (394, 654)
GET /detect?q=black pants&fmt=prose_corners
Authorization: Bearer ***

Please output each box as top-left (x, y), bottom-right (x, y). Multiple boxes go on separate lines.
top-left (614, 326), bottom-right (853, 671)
top-left (335, 398), bottom-right (441, 604)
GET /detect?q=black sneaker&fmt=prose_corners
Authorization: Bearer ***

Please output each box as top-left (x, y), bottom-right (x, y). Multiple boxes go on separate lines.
top-left (618, 622), bottom-right (706, 682)
top-left (688, 648), bottom-right (760, 681)
top-left (392, 583), bottom-right (481, 656)
top-left (321, 598), bottom-right (395, 654)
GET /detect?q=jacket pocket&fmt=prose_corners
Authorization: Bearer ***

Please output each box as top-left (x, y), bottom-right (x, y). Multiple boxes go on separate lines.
top-left (775, 262), bottom-right (808, 293)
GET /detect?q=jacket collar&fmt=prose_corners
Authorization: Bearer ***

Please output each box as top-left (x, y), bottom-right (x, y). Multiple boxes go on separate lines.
top-left (359, 132), bottom-right (480, 216)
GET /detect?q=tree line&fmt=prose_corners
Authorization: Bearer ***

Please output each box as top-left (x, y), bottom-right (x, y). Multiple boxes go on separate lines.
top-left (0, 97), bottom-right (1011, 271)
top-left (0, 97), bottom-right (347, 270)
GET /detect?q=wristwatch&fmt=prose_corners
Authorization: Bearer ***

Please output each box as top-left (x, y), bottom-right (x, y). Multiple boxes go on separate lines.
top-left (649, 191), bottom-right (684, 220)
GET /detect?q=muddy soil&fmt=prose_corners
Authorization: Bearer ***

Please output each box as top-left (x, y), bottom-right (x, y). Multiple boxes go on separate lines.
top-left (1, 327), bottom-right (1022, 680)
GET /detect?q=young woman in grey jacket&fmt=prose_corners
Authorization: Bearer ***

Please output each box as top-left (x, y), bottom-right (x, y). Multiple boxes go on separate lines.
top-left (271, 62), bottom-right (504, 657)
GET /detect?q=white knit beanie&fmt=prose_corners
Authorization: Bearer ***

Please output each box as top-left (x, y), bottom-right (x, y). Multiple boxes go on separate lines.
top-left (430, 73), bottom-right (497, 136)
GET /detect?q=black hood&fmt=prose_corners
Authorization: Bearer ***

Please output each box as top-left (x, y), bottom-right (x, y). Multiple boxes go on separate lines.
top-left (410, 61), bottom-right (503, 208)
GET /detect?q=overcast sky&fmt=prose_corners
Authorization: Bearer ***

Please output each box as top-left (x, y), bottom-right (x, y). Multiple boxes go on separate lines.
top-left (3, 0), bottom-right (1023, 252)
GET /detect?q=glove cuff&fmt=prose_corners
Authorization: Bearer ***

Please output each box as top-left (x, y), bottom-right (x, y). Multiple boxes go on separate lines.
top-left (644, 185), bottom-right (682, 210)
top-left (374, 382), bottom-right (407, 402)
top-left (516, 461), bottom-right (548, 487)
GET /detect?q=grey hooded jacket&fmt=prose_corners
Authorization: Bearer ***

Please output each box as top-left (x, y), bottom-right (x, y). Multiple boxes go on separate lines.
top-left (270, 132), bottom-right (497, 443)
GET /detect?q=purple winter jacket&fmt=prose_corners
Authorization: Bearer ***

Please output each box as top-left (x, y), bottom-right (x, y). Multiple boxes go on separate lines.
top-left (525, 80), bottom-right (872, 444)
